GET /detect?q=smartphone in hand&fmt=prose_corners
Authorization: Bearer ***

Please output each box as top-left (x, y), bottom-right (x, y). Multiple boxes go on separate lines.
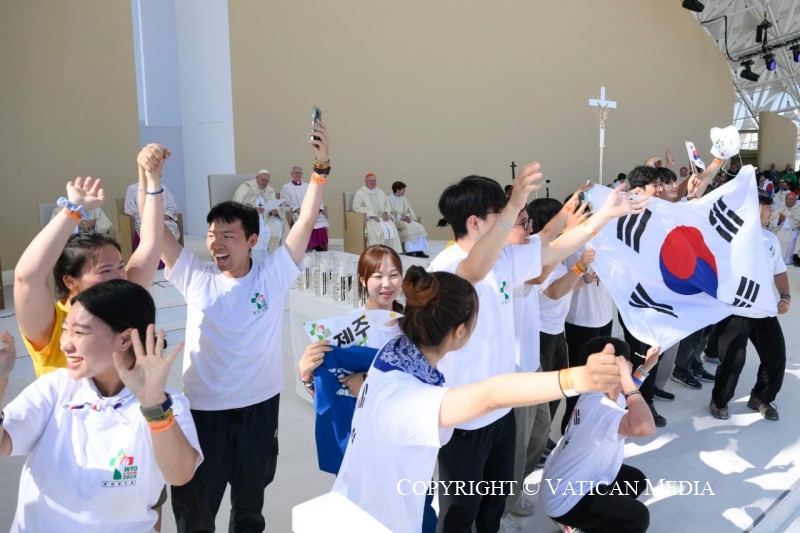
top-left (311, 106), bottom-right (322, 142)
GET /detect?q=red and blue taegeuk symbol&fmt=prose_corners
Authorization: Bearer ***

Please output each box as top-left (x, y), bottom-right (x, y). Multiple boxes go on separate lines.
top-left (659, 226), bottom-right (718, 298)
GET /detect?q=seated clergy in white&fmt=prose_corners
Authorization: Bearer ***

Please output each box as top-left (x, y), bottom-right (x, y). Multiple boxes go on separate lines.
top-left (387, 180), bottom-right (429, 258)
top-left (352, 173), bottom-right (402, 254)
top-left (281, 166), bottom-right (329, 251)
top-left (232, 169), bottom-right (285, 255)
top-left (124, 182), bottom-right (181, 241)
top-left (51, 204), bottom-right (113, 235)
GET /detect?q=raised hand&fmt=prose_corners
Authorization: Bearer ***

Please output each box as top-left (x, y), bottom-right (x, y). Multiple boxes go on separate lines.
top-left (66, 176), bottom-right (105, 210)
top-left (599, 183), bottom-right (648, 220)
top-left (310, 119), bottom-right (329, 164)
top-left (508, 161), bottom-right (544, 211)
top-left (137, 143), bottom-right (171, 178)
top-left (113, 324), bottom-right (183, 407)
top-left (0, 331), bottom-right (16, 378)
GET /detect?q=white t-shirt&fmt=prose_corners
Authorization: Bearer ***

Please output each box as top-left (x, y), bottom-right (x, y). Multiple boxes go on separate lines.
top-left (763, 227), bottom-right (787, 276)
top-left (540, 392), bottom-right (626, 518)
top-left (166, 246), bottom-right (301, 410)
top-left (564, 247), bottom-right (615, 328)
top-left (512, 236), bottom-right (541, 372)
top-left (333, 343), bottom-right (452, 533)
top-left (538, 262), bottom-right (572, 335)
top-left (430, 241), bottom-right (542, 429)
top-left (2, 370), bottom-right (202, 532)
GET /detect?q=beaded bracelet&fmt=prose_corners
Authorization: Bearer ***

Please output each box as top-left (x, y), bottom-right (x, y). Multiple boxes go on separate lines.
top-left (624, 390), bottom-right (642, 399)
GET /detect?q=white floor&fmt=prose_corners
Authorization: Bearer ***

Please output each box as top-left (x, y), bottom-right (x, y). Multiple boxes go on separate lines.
top-left (1, 237), bottom-right (800, 532)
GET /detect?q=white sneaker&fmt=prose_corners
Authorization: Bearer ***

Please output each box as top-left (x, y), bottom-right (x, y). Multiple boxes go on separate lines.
top-left (510, 495), bottom-right (535, 516)
top-left (499, 513), bottom-right (522, 533)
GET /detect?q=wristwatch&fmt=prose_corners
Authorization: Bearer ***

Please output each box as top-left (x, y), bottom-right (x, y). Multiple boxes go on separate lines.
top-left (140, 392), bottom-right (173, 420)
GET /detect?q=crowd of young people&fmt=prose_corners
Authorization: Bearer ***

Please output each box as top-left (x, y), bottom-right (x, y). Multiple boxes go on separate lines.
top-left (1, 118), bottom-right (790, 533)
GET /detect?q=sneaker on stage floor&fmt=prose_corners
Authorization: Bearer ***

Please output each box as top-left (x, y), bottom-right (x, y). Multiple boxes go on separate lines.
top-left (671, 373), bottom-right (702, 390)
top-left (551, 519), bottom-right (585, 533)
top-left (694, 369), bottom-right (716, 383)
top-left (653, 388), bottom-right (675, 401)
top-left (416, 251), bottom-right (430, 258)
top-left (702, 353), bottom-right (721, 364)
top-left (511, 495), bottom-right (535, 516)
top-left (649, 403), bottom-right (667, 427)
top-left (499, 513), bottom-right (522, 533)
top-left (710, 400), bottom-right (729, 420)
top-left (747, 394), bottom-right (779, 421)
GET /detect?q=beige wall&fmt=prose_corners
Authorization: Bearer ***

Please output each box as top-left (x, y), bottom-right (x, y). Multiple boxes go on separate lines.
top-left (229, 0), bottom-right (734, 241)
top-left (0, 2), bottom-right (139, 270)
top-left (758, 111), bottom-right (798, 171)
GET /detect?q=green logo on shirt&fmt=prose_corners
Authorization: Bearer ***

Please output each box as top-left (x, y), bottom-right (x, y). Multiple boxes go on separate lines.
top-left (102, 448), bottom-right (137, 487)
top-left (499, 280), bottom-right (510, 301)
top-left (251, 292), bottom-right (267, 311)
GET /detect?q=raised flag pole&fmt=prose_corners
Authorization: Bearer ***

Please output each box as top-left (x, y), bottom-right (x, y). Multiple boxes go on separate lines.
top-left (589, 87), bottom-right (617, 185)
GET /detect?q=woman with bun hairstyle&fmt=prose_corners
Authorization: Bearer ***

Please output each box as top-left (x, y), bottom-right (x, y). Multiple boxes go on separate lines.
top-left (333, 266), bottom-right (623, 533)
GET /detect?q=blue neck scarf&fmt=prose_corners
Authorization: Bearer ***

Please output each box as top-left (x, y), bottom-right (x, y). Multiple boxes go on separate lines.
top-left (373, 334), bottom-right (445, 386)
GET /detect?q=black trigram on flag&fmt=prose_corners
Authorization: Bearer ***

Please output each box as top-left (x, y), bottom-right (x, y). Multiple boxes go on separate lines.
top-left (629, 283), bottom-right (678, 318)
top-left (732, 276), bottom-right (760, 308)
top-left (709, 197), bottom-right (744, 242)
top-left (616, 209), bottom-right (652, 253)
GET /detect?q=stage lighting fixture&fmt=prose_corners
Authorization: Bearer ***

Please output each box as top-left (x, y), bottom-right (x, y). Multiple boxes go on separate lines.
top-left (682, 0), bottom-right (705, 13)
top-left (740, 60), bottom-right (760, 82)
top-left (756, 19), bottom-right (771, 43)
top-left (764, 53), bottom-right (776, 71)
top-left (791, 44), bottom-right (800, 63)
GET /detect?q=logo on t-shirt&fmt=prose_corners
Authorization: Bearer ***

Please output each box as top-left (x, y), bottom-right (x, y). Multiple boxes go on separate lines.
top-left (250, 292), bottom-right (268, 315)
top-left (499, 280), bottom-right (510, 303)
top-left (102, 448), bottom-right (138, 487)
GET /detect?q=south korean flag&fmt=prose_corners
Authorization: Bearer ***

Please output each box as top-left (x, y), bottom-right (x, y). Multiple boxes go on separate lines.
top-left (585, 165), bottom-right (775, 349)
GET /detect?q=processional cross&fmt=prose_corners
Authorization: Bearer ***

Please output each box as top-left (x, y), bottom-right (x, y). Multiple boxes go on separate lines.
top-left (588, 87), bottom-right (617, 185)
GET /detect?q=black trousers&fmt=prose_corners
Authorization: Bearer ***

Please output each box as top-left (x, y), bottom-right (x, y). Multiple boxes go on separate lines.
top-left (672, 325), bottom-right (714, 379)
top-left (552, 464), bottom-right (650, 533)
top-left (711, 316), bottom-right (786, 407)
top-left (539, 331), bottom-right (569, 418)
top-left (561, 321), bottom-right (612, 434)
top-left (172, 394), bottom-right (280, 533)
top-left (436, 410), bottom-right (516, 533)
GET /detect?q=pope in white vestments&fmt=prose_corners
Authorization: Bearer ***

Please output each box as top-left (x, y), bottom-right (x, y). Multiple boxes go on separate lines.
top-left (232, 169), bottom-right (285, 255)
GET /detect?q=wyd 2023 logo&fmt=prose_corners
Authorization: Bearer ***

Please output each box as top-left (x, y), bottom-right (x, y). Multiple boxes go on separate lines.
top-left (101, 449), bottom-right (138, 488)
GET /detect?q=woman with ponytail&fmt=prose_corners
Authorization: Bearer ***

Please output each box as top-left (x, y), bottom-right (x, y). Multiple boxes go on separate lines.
top-left (333, 266), bottom-right (624, 533)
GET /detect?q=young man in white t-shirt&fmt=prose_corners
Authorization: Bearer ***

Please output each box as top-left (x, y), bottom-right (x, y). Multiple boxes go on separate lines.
top-left (429, 166), bottom-right (646, 531)
top-left (164, 121), bottom-right (331, 531)
top-left (709, 189), bottom-right (790, 421)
